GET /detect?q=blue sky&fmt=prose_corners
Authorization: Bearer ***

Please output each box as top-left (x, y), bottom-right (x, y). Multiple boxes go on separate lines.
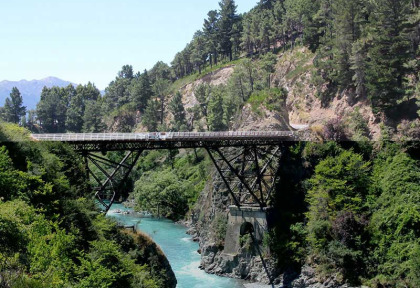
top-left (0, 0), bottom-right (258, 89)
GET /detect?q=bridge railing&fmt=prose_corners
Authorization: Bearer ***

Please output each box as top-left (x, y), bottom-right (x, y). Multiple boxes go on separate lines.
top-left (31, 131), bottom-right (295, 142)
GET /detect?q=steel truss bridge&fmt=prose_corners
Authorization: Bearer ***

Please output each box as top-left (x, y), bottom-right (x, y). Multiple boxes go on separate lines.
top-left (32, 131), bottom-right (297, 212)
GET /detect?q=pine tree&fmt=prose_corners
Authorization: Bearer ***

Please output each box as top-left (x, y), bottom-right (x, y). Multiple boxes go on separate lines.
top-left (66, 83), bottom-right (101, 132)
top-left (228, 64), bottom-right (251, 102)
top-left (302, 0), bottom-right (324, 52)
top-left (203, 10), bottom-right (220, 67)
top-left (131, 70), bottom-right (153, 112)
top-left (230, 19), bottom-right (243, 59)
top-left (242, 59), bottom-right (257, 92)
top-left (3, 87), bottom-right (26, 124)
top-left (118, 64), bottom-right (134, 79)
top-left (169, 91), bottom-right (187, 131)
top-left (332, 0), bottom-right (364, 87)
top-left (312, 0), bottom-right (335, 87)
top-left (241, 14), bottom-right (254, 56)
top-left (83, 100), bottom-right (105, 132)
top-left (104, 66), bottom-right (134, 112)
top-left (153, 78), bottom-right (170, 125)
top-left (207, 89), bottom-right (226, 131)
top-left (260, 52), bottom-right (277, 88)
top-left (66, 94), bottom-right (84, 132)
top-left (259, 9), bottom-right (275, 52)
top-left (194, 83), bottom-right (211, 129)
top-left (27, 110), bottom-right (36, 132)
top-left (36, 87), bottom-right (67, 132)
top-left (191, 31), bottom-right (207, 74)
top-left (218, 0), bottom-right (238, 61)
top-left (80, 82), bottom-right (101, 102)
top-left (149, 61), bottom-right (172, 82)
top-left (0, 107), bottom-right (4, 121)
top-left (366, 0), bottom-right (413, 112)
top-left (142, 99), bottom-right (160, 132)
top-left (350, 39), bottom-right (368, 99)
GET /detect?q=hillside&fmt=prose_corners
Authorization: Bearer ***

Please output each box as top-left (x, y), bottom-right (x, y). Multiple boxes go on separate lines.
top-left (136, 46), bottom-right (417, 141)
top-left (1, 0), bottom-right (419, 287)
top-left (0, 122), bottom-right (177, 287)
top-left (0, 77), bottom-right (76, 110)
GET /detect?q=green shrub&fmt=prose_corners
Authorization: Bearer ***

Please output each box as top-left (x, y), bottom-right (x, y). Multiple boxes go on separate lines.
top-left (211, 213), bottom-right (227, 247)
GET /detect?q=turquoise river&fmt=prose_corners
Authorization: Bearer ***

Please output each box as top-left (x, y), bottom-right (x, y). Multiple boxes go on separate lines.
top-left (107, 203), bottom-right (245, 288)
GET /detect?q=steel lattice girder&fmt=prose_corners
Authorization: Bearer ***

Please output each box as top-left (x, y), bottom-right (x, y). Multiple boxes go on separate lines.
top-left (206, 145), bottom-right (283, 209)
top-left (84, 150), bottom-right (142, 212)
top-left (66, 139), bottom-right (295, 152)
top-left (79, 142), bottom-right (292, 211)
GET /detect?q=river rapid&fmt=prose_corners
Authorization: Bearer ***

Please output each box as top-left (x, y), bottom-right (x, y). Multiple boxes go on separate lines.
top-left (107, 203), bottom-right (245, 288)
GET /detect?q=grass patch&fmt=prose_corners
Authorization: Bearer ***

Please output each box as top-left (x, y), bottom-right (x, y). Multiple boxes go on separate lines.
top-left (170, 58), bottom-right (243, 92)
top-left (247, 88), bottom-right (288, 115)
top-left (283, 48), bottom-right (314, 81)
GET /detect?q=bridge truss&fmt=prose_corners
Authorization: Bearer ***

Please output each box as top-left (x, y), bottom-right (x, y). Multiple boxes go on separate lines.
top-left (32, 132), bottom-right (295, 212)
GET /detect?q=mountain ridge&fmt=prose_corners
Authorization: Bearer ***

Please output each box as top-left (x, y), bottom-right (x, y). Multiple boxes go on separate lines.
top-left (0, 77), bottom-right (77, 110)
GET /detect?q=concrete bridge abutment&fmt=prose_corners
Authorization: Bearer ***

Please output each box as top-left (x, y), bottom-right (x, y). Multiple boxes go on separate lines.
top-left (223, 205), bottom-right (272, 255)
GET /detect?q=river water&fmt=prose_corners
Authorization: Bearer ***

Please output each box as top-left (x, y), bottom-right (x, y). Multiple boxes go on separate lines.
top-left (107, 203), bottom-right (245, 288)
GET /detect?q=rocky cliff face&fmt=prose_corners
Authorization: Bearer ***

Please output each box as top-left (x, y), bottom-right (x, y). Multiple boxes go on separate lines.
top-left (184, 49), bottom-right (380, 285)
top-left (177, 47), bottom-right (388, 141)
top-left (186, 83), bottom-right (292, 283)
top-left (271, 47), bottom-right (382, 140)
top-left (190, 170), bottom-right (281, 284)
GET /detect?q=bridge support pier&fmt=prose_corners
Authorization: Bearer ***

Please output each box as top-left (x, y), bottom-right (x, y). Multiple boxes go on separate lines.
top-left (223, 205), bottom-right (271, 255)
top-left (84, 150), bottom-right (143, 212)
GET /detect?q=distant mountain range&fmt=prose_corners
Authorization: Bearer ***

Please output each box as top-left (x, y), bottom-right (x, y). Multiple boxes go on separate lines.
top-left (0, 77), bottom-right (77, 110)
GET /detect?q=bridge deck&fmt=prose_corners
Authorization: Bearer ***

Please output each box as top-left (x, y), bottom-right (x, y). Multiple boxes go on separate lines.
top-left (31, 131), bottom-right (297, 151)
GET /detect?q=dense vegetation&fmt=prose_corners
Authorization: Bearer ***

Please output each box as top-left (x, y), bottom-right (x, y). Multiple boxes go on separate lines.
top-left (0, 123), bottom-right (176, 288)
top-left (131, 149), bottom-right (208, 221)
top-left (262, 141), bottom-right (420, 287)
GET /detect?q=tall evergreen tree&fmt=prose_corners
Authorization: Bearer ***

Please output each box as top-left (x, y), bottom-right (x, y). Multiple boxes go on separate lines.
top-left (3, 87), bottom-right (26, 124)
top-left (230, 19), bottom-right (243, 59)
top-left (153, 78), bottom-right (170, 125)
top-left (203, 10), bottom-right (220, 67)
top-left (194, 83), bottom-right (211, 129)
top-left (312, 0), bottom-right (335, 87)
top-left (218, 0), bottom-right (238, 61)
top-left (302, 0), bottom-right (325, 52)
top-left (260, 52), bottom-right (277, 88)
top-left (149, 61), bottom-right (172, 82)
top-left (142, 99), bottom-right (160, 132)
top-left (228, 63), bottom-right (251, 102)
top-left (365, 0), bottom-right (413, 112)
top-left (130, 70), bottom-right (153, 112)
top-left (192, 31), bottom-right (207, 74)
top-left (207, 89), bottom-right (226, 131)
top-left (27, 110), bottom-right (36, 132)
top-left (83, 100), bottom-right (105, 132)
top-left (104, 66), bottom-right (134, 112)
top-left (118, 64), bottom-right (134, 79)
top-left (331, 0), bottom-right (365, 87)
top-left (65, 83), bottom-right (101, 132)
top-left (169, 91), bottom-right (187, 131)
top-left (0, 107), bottom-right (4, 122)
top-left (36, 87), bottom-right (68, 132)
top-left (66, 93), bottom-right (84, 132)
top-left (350, 39), bottom-right (368, 99)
